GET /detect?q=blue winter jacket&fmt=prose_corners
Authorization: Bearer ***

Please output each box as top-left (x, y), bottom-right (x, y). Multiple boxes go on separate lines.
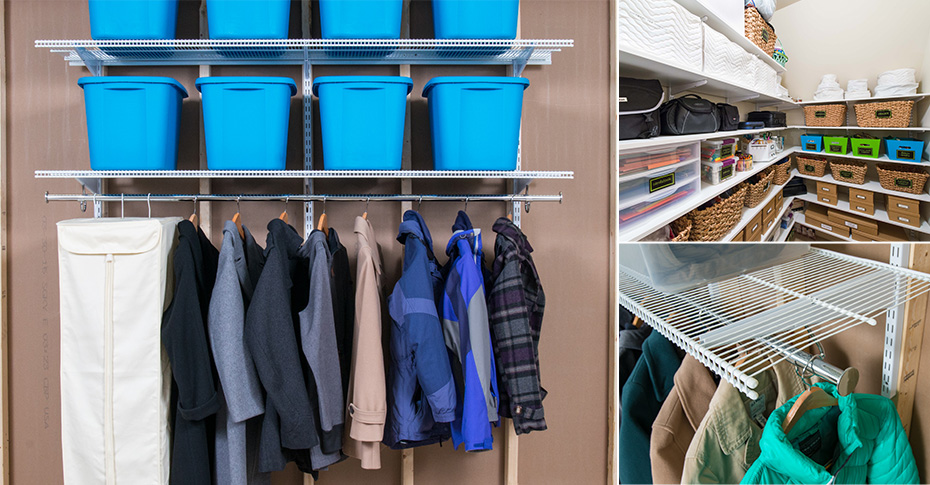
top-left (384, 211), bottom-right (457, 449)
top-left (442, 211), bottom-right (499, 452)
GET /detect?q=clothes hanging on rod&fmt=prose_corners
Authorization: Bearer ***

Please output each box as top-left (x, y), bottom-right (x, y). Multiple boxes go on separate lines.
top-left (345, 216), bottom-right (387, 468)
top-left (488, 216), bottom-right (548, 434)
top-left (741, 382), bottom-right (918, 485)
top-left (208, 220), bottom-right (268, 485)
top-left (443, 211), bottom-right (499, 451)
top-left (618, 331), bottom-right (685, 485)
top-left (681, 359), bottom-right (807, 484)
top-left (328, 228), bottom-right (355, 406)
top-left (161, 220), bottom-right (221, 485)
top-left (384, 210), bottom-right (457, 450)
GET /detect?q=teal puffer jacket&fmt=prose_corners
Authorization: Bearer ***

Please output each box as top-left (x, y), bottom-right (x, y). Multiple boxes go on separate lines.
top-left (741, 383), bottom-right (918, 484)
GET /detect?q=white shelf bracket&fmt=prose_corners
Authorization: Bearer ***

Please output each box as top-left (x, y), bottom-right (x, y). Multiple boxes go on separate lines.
top-left (74, 47), bottom-right (103, 77)
top-left (883, 243), bottom-right (910, 398)
top-left (728, 93), bottom-right (760, 104)
top-left (511, 46), bottom-right (535, 77)
top-left (670, 80), bottom-right (707, 97)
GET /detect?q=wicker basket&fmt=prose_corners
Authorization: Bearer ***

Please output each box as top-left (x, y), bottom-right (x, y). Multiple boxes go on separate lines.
top-left (670, 216), bottom-right (692, 242)
top-left (689, 185), bottom-right (748, 242)
top-left (829, 159), bottom-right (868, 185)
top-left (772, 159), bottom-right (792, 185)
top-left (744, 6), bottom-right (777, 56)
top-left (876, 163), bottom-right (930, 194)
top-left (796, 155), bottom-right (829, 177)
top-left (742, 169), bottom-right (776, 208)
top-left (854, 100), bottom-right (915, 128)
top-left (804, 104), bottom-right (848, 127)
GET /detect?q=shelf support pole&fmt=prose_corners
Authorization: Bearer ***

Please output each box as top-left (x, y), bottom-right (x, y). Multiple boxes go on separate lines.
top-left (400, 1), bottom-right (414, 481)
top-left (198, 0), bottom-right (212, 236)
top-left (890, 244), bottom-right (930, 435)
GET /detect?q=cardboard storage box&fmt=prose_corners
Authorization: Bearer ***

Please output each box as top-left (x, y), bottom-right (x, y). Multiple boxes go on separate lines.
top-left (851, 223), bottom-right (910, 242)
top-left (745, 212), bottom-right (764, 241)
top-left (805, 204), bottom-right (850, 238)
top-left (885, 194), bottom-right (920, 218)
top-left (887, 209), bottom-right (921, 228)
top-left (849, 187), bottom-right (873, 206)
top-left (762, 197), bottom-right (778, 220)
top-left (775, 190), bottom-right (784, 212)
top-left (828, 209), bottom-right (878, 236)
top-left (816, 181), bottom-right (837, 196)
top-left (818, 193), bottom-right (838, 206)
top-left (850, 201), bottom-right (875, 216)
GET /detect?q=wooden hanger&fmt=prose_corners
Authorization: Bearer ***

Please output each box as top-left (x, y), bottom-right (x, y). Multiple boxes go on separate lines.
top-left (317, 197), bottom-right (329, 233)
top-left (232, 196), bottom-right (245, 240)
top-left (278, 197), bottom-right (289, 225)
top-left (782, 386), bottom-right (837, 434)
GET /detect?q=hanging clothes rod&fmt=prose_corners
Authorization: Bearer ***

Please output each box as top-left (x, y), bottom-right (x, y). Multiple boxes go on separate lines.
top-left (45, 192), bottom-right (563, 203)
top-left (760, 337), bottom-right (859, 396)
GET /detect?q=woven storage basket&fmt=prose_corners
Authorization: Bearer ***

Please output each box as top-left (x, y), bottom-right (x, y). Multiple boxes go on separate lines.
top-left (670, 216), bottom-right (692, 242)
top-left (744, 6), bottom-right (777, 56)
top-left (772, 159), bottom-right (792, 185)
top-left (876, 163), bottom-right (930, 194)
top-left (796, 155), bottom-right (829, 177)
top-left (689, 185), bottom-right (748, 242)
top-left (742, 169), bottom-right (776, 208)
top-left (804, 104), bottom-right (847, 127)
top-left (854, 100), bottom-right (914, 128)
top-left (829, 159), bottom-right (868, 185)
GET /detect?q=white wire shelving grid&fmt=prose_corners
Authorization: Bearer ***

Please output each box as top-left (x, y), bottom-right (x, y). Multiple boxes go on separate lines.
top-left (36, 39), bottom-right (573, 74)
top-left (617, 248), bottom-right (930, 399)
top-left (35, 169), bottom-right (574, 179)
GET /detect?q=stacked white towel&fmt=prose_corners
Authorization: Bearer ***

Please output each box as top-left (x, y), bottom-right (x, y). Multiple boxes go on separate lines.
top-left (775, 75), bottom-right (789, 98)
top-left (813, 74), bottom-right (844, 101)
top-left (845, 79), bottom-right (871, 100)
top-left (875, 68), bottom-right (918, 97)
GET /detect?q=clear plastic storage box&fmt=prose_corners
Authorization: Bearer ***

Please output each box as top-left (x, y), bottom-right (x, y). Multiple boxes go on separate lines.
top-left (618, 160), bottom-right (700, 230)
top-left (618, 243), bottom-right (811, 293)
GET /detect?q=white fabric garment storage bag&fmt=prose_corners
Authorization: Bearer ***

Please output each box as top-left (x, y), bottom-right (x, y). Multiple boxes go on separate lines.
top-left (58, 217), bottom-right (181, 485)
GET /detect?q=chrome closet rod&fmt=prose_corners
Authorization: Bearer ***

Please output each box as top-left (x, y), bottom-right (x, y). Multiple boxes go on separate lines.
top-left (45, 192), bottom-right (563, 203)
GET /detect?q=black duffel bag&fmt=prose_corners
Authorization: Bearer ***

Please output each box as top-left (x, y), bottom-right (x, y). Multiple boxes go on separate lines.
top-left (660, 94), bottom-right (720, 136)
top-left (747, 111), bottom-right (787, 127)
top-left (618, 77), bottom-right (664, 140)
top-left (717, 103), bottom-right (740, 131)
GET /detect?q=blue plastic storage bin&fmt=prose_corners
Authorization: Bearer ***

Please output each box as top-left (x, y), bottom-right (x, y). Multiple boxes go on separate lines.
top-left (206, 0), bottom-right (290, 39)
top-left (885, 138), bottom-right (925, 163)
top-left (423, 76), bottom-right (528, 171)
top-left (196, 77), bottom-right (297, 170)
top-left (313, 76), bottom-right (413, 170)
top-left (78, 77), bottom-right (188, 170)
top-left (433, 0), bottom-right (519, 39)
top-left (320, 0), bottom-right (403, 38)
top-left (801, 134), bottom-right (823, 152)
top-left (88, 0), bottom-right (178, 39)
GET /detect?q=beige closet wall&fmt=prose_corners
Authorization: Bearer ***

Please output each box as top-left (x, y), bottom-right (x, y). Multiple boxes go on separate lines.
top-left (772, 0), bottom-right (930, 101)
top-left (4, 0), bottom-right (611, 483)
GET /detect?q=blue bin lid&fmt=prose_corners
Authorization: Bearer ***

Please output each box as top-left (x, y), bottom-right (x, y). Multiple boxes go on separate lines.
top-left (312, 76), bottom-right (413, 97)
top-left (78, 76), bottom-right (189, 98)
top-left (422, 76), bottom-right (529, 97)
top-left (195, 77), bottom-right (298, 96)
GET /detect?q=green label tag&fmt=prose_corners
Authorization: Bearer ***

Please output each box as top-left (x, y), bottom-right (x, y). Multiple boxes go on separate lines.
top-left (840, 170), bottom-right (854, 179)
top-left (876, 109), bottom-right (892, 119)
top-left (858, 147), bottom-right (873, 156)
top-left (649, 173), bottom-right (676, 193)
top-left (721, 146), bottom-right (734, 158)
top-left (815, 111), bottom-right (827, 118)
top-left (762, 29), bottom-right (770, 42)
top-left (897, 149), bottom-right (916, 161)
top-left (829, 143), bottom-right (843, 153)
top-left (721, 165), bottom-right (734, 179)
top-left (804, 164), bottom-right (815, 172)
top-left (895, 178), bottom-right (913, 188)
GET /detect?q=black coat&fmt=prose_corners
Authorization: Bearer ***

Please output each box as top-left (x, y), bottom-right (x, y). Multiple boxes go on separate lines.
top-left (328, 227), bottom-right (355, 403)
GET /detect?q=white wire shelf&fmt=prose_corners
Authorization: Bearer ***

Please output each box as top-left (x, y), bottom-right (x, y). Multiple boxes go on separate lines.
top-left (37, 39), bottom-right (573, 70)
top-left (35, 169), bottom-right (573, 179)
top-left (795, 93), bottom-right (929, 105)
top-left (618, 248), bottom-right (930, 398)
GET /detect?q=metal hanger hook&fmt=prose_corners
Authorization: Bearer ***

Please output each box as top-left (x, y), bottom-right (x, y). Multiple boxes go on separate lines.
top-left (236, 195), bottom-right (241, 214)
top-left (121, 193), bottom-right (125, 218)
top-left (464, 196), bottom-right (468, 213)
top-left (192, 195), bottom-right (198, 217)
top-left (284, 196), bottom-right (289, 216)
top-left (322, 196), bottom-right (326, 214)
top-left (147, 193), bottom-right (152, 218)
top-left (366, 196), bottom-right (371, 214)
top-left (417, 196), bottom-right (423, 212)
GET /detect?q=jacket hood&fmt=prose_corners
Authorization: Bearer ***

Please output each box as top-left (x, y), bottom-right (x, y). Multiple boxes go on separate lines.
top-left (397, 210), bottom-right (435, 253)
top-left (445, 211), bottom-right (481, 258)
top-left (493, 217), bottom-right (533, 254)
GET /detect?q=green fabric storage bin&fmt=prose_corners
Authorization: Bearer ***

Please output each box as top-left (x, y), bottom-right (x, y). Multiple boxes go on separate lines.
top-left (824, 136), bottom-right (849, 155)
top-left (851, 137), bottom-right (881, 159)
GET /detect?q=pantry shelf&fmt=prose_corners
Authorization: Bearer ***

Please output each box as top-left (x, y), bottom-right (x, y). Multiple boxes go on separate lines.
top-left (617, 127), bottom-right (788, 152)
top-left (618, 248), bottom-right (930, 399)
top-left (799, 192), bottom-right (930, 235)
top-left (762, 197), bottom-right (795, 241)
top-left (788, 146), bottom-right (930, 166)
top-left (795, 93), bottom-right (929, 105)
top-left (37, 39), bottom-right (573, 73)
top-left (722, 181), bottom-right (789, 241)
top-left (794, 216), bottom-right (855, 242)
top-left (789, 125), bottom-right (930, 133)
top-left (619, 47), bottom-right (796, 108)
top-left (792, 170), bottom-right (930, 202)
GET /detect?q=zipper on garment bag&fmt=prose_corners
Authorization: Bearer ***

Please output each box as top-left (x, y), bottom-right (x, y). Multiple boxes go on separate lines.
top-left (104, 254), bottom-right (116, 485)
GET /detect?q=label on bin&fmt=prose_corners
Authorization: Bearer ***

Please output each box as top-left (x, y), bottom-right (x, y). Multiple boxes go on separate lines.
top-left (876, 109), bottom-right (893, 119)
top-left (898, 216), bottom-right (911, 223)
top-left (805, 143), bottom-right (818, 150)
top-left (856, 194), bottom-right (867, 200)
top-left (721, 146), bottom-right (734, 158)
top-left (721, 165), bottom-right (734, 179)
top-left (821, 223), bottom-right (833, 231)
top-left (897, 202), bottom-right (911, 210)
top-left (649, 173), bottom-right (676, 193)
top-left (895, 178), bottom-right (913, 188)
top-left (845, 221), bottom-right (858, 229)
top-left (840, 170), bottom-right (854, 179)
top-left (829, 143), bottom-right (843, 153)
top-left (762, 30), bottom-right (770, 42)
top-left (805, 164), bottom-right (815, 172)
top-left (858, 147), bottom-right (873, 156)
top-left (897, 149), bottom-right (916, 161)
top-left (815, 111), bottom-right (827, 118)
